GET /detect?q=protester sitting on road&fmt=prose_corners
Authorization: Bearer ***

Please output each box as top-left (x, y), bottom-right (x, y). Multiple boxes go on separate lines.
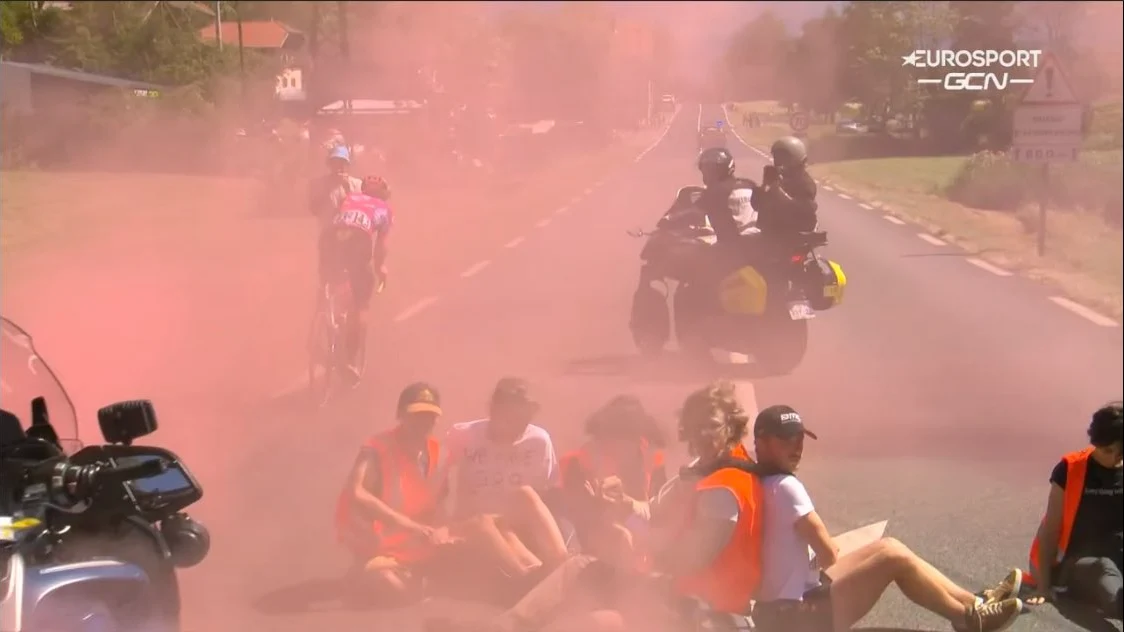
top-left (426, 380), bottom-right (772, 632)
top-left (334, 382), bottom-right (567, 604)
top-left (445, 377), bottom-right (572, 577)
top-left (560, 394), bottom-right (668, 569)
top-left (1023, 400), bottom-right (1122, 620)
top-left (749, 404), bottom-right (1025, 632)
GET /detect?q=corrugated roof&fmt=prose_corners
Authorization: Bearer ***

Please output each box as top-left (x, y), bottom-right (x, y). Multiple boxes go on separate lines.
top-left (197, 20), bottom-right (303, 50)
top-left (0, 61), bottom-right (166, 91)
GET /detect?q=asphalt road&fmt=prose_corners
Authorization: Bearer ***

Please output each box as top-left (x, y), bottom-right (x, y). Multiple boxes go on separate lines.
top-left (8, 102), bottom-right (1120, 632)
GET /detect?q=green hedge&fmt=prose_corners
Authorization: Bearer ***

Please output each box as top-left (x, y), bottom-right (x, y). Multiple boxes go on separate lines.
top-left (946, 150), bottom-right (1122, 228)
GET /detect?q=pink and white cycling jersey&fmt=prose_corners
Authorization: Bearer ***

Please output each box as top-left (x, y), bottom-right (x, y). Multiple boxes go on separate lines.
top-left (334, 192), bottom-right (393, 238)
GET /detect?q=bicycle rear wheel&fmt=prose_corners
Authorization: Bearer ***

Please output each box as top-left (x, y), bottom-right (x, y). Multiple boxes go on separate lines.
top-left (308, 308), bottom-right (336, 407)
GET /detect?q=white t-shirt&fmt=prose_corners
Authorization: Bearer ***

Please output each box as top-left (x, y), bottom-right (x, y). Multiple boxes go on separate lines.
top-left (444, 419), bottom-right (559, 516)
top-left (757, 474), bottom-right (820, 601)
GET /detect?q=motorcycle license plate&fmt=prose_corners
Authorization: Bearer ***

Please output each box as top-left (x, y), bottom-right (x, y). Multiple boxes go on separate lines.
top-left (788, 301), bottom-right (815, 321)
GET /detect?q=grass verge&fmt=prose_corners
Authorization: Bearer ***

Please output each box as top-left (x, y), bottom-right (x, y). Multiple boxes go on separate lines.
top-left (810, 156), bottom-right (1122, 321)
top-left (724, 102), bottom-right (1122, 321)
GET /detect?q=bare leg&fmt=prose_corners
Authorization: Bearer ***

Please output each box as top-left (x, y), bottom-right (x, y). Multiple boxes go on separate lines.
top-left (827, 537), bottom-right (977, 631)
top-left (501, 485), bottom-right (570, 566)
top-left (454, 514), bottom-right (541, 578)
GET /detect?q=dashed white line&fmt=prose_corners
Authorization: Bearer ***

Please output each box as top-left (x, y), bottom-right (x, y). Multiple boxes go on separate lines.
top-left (555, 205), bottom-right (569, 215)
top-left (883, 215), bottom-right (906, 225)
top-left (917, 233), bottom-right (947, 246)
top-left (459, 260), bottom-right (491, 279)
top-left (570, 196), bottom-right (584, 206)
top-left (838, 193), bottom-right (852, 200)
top-left (1048, 297), bottom-right (1119, 328)
top-left (965, 257), bottom-right (1013, 277)
top-left (583, 188), bottom-right (594, 196)
top-left (536, 217), bottom-right (552, 228)
top-left (504, 236), bottom-right (525, 249)
top-left (393, 296), bottom-right (439, 323)
top-left (859, 203), bottom-right (874, 210)
top-left (635, 105), bottom-right (681, 161)
top-left (822, 186), bottom-right (835, 192)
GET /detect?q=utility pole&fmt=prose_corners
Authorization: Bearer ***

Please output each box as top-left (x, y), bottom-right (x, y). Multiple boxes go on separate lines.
top-left (214, 1), bottom-right (223, 51)
top-left (338, 2), bottom-right (351, 120)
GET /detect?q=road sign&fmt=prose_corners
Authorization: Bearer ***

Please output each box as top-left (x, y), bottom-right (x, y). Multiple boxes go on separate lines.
top-left (1013, 54), bottom-right (1083, 164)
top-left (789, 112), bottom-right (809, 133)
top-left (1021, 53), bottom-right (1079, 105)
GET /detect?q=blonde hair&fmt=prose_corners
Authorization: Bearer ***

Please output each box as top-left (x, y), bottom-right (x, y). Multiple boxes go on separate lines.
top-left (679, 380), bottom-right (750, 447)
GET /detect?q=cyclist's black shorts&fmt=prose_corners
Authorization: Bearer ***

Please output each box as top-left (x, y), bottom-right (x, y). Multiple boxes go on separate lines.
top-left (318, 226), bottom-right (376, 307)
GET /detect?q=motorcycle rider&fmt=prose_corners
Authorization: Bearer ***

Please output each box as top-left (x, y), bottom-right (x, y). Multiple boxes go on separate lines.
top-left (319, 175), bottom-right (393, 380)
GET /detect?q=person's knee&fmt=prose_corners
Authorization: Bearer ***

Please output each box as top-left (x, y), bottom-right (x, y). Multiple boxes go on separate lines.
top-left (873, 537), bottom-right (914, 570)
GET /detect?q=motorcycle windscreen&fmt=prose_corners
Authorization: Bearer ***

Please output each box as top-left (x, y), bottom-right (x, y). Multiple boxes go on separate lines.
top-left (717, 265), bottom-right (769, 315)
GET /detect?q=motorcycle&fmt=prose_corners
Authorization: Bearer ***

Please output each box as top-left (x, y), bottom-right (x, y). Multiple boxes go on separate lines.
top-left (627, 186), bottom-right (847, 374)
top-left (0, 318), bottom-right (209, 632)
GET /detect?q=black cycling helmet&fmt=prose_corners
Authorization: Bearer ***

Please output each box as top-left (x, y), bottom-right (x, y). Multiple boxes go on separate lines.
top-left (770, 136), bottom-right (808, 170)
top-left (697, 147), bottom-right (735, 185)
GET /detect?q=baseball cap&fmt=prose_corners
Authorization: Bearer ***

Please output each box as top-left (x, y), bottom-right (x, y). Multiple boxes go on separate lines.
top-left (754, 404), bottom-right (818, 440)
top-left (490, 377), bottom-right (536, 407)
top-left (397, 382), bottom-right (442, 417)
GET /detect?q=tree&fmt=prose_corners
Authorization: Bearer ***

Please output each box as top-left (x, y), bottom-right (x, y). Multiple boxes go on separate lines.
top-left (721, 11), bottom-right (791, 101)
top-left (781, 6), bottom-right (844, 117)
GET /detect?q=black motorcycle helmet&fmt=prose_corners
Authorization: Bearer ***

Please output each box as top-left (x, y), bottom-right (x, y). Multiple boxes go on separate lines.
top-left (770, 136), bottom-right (808, 171)
top-left (697, 147), bottom-right (735, 186)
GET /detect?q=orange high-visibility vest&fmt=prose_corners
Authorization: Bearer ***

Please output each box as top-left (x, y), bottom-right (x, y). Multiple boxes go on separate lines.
top-left (1025, 446), bottom-right (1095, 586)
top-left (673, 465), bottom-right (765, 613)
top-left (334, 430), bottom-right (445, 562)
top-left (560, 438), bottom-right (666, 500)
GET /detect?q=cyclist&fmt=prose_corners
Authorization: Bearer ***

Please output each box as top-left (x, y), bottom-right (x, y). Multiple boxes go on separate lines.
top-left (319, 175), bottom-right (394, 380)
top-left (310, 145), bottom-right (364, 228)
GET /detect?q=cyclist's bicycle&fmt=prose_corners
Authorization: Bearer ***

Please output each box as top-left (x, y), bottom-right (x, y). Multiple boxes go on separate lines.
top-left (307, 270), bottom-right (385, 407)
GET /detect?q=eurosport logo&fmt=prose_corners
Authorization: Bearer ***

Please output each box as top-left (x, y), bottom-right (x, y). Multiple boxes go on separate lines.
top-left (902, 49), bottom-right (1042, 92)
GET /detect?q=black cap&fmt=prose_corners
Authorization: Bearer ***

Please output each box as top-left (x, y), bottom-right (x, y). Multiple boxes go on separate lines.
top-left (490, 377), bottom-right (536, 407)
top-left (754, 404), bottom-right (818, 440)
top-left (396, 382), bottom-right (442, 417)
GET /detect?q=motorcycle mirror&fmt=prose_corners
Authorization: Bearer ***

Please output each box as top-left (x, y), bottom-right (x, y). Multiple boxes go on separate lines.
top-left (26, 396), bottom-right (60, 446)
top-left (98, 400), bottom-right (159, 445)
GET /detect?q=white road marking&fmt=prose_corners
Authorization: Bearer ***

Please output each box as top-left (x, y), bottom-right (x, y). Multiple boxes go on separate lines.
top-left (1048, 296), bottom-right (1119, 327)
top-left (697, 104), bottom-right (703, 131)
top-left (459, 260), bottom-right (491, 279)
top-left (393, 296), bottom-right (439, 323)
top-left (536, 217), bottom-right (552, 228)
top-left (883, 215), bottom-right (906, 225)
top-left (570, 196), bottom-right (584, 206)
top-left (965, 257), bottom-right (1013, 277)
top-left (583, 188), bottom-right (594, 196)
top-left (504, 236), bottom-right (525, 249)
top-left (838, 193), bottom-right (852, 200)
top-left (555, 205), bottom-right (569, 215)
top-left (833, 521), bottom-right (889, 557)
top-left (859, 203), bottom-right (874, 210)
top-left (720, 104), bottom-right (750, 147)
top-left (635, 105), bottom-right (681, 162)
top-left (917, 233), bottom-right (947, 246)
top-left (822, 186), bottom-right (835, 192)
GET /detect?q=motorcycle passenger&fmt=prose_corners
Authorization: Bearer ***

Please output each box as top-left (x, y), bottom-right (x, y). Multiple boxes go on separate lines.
top-left (560, 395), bottom-right (669, 570)
top-left (335, 383), bottom-right (575, 605)
top-left (318, 175), bottom-right (393, 380)
top-left (752, 136), bottom-right (819, 237)
top-left (1023, 401), bottom-right (1122, 620)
